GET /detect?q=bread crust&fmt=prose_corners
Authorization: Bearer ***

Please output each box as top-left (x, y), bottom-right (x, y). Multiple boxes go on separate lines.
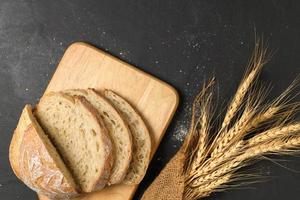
top-left (19, 125), bottom-right (78, 199)
top-left (9, 105), bottom-right (33, 179)
top-left (9, 130), bottom-right (22, 179)
top-left (9, 105), bottom-right (79, 199)
top-left (36, 92), bottom-right (114, 192)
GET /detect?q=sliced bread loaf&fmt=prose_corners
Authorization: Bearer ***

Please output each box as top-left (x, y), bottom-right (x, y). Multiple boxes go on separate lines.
top-left (64, 89), bottom-right (132, 185)
top-left (103, 90), bottom-right (152, 184)
top-left (35, 92), bottom-right (113, 192)
top-left (9, 105), bottom-right (79, 199)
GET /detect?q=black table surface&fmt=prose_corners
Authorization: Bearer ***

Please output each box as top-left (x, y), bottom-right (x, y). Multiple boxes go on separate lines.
top-left (1, 0), bottom-right (300, 199)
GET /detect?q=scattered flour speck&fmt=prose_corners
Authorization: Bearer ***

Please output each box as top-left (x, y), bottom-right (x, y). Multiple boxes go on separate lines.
top-left (173, 124), bottom-right (188, 142)
top-left (193, 43), bottom-right (199, 48)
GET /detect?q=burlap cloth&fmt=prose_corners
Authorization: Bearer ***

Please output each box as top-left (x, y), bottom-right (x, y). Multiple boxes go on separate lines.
top-left (141, 150), bottom-right (185, 200)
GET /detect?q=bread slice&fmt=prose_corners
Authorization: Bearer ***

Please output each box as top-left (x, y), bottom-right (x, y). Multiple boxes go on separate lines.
top-left (64, 89), bottom-right (132, 185)
top-left (35, 92), bottom-right (113, 192)
top-left (9, 105), bottom-right (79, 199)
top-left (103, 90), bottom-right (152, 184)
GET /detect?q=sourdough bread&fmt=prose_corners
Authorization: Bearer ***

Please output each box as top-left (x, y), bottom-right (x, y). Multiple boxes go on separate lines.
top-left (64, 89), bottom-right (132, 185)
top-left (104, 90), bottom-right (152, 184)
top-left (35, 92), bottom-right (113, 192)
top-left (9, 105), bottom-right (78, 199)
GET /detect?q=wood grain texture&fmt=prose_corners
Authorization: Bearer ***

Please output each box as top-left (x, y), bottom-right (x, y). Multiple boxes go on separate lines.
top-left (38, 42), bottom-right (179, 200)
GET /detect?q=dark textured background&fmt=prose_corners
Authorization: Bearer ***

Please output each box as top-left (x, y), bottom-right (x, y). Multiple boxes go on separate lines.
top-left (1, 0), bottom-right (300, 199)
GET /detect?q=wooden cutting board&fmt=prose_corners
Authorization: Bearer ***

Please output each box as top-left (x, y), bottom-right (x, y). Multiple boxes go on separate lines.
top-left (38, 42), bottom-right (179, 200)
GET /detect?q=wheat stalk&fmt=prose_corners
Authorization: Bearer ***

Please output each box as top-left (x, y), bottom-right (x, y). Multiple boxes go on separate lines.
top-left (184, 174), bottom-right (231, 200)
top-left (183, 79), bottom-right (214, 173)
top-left (187, 120), bottom-right (300, 190)
top-left (211, 108), bottom-right (253, 157)
top-left (245, 106), bottom-right (279, 130)
top-left (186, 140), bottom-right (244, 183)
top-left (190, 102), bottom-right (210, 171)
top-left (211, 78), bottom-right (271, 157)
top-left (248, 123), bottom-right (300, 146)
top-left (181, 38), bottom-right (300, 200)
top-left (189, 133), bottom-right (300, 191)
top-left (221, 40), bottom-right (269, 130)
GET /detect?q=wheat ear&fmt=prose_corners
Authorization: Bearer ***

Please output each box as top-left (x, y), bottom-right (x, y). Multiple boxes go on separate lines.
top-left (245, 106), bottom-right (279, 131)
top-left (186, 140), bottom-right (244, 183)
top-left (245, 76), bottom-right (300, 131)
top-left (190, 131), bottom-right (300, 188)
top-left (183, 78), bottom-right (215, 172)
top-left (221, 40), bottom-right (269, 129)
top-left (190, 94), bottom-right (212, 171)
top-left (184, 174), bottom-right (231, 200)
top-left (182, 38), bottom-right (300, 199)
top-left (211, 108), bottom-right (253, 157)
top-left (211, 50), bottom-right (267, 157)
top-left (248, 123), bottom-right (300, 146)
